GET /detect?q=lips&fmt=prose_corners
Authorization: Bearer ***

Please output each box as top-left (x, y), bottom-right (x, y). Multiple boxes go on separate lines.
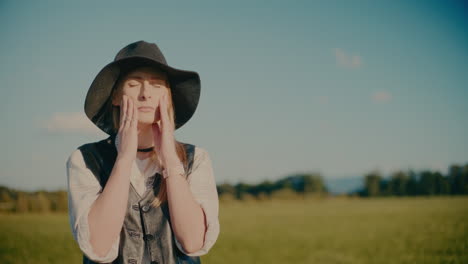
top-left (138, 107), bottom-right (154, 112)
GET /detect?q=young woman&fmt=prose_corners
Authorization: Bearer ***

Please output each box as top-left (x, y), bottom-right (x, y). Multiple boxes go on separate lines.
top-left (66, 41), bottom-right (219, 264)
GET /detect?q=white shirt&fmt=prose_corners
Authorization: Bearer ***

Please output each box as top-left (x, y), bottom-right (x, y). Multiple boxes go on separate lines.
top-left (66, 142), bottom-right (220, 263)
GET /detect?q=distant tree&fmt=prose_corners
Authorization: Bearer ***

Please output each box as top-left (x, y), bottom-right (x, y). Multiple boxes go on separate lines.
top-left (217, 183), bottom-right (236, 197)
top-left (389, 170), bottom-right (409, 196)
top-left (306, 173), bottom-right (325, 193)
top-left (419, 171), bottom-right (437, 195)
top-left (448, 164), bottom-right (468, 195)
top-left (434, 171), bottom-right (450, 195)
top-left (406, 170), bottom-right (420, 196)
top-left (0, 190), bottom-right (14, 212)
top-left (0, 191), bottom-right (12, 203)
top-left (257, 180), bottom-right (275, 197)
top-left (51, 191), bottom-right (68, 212)
top-left (281, 173), bottom-right (323, 198)
top-left (30, 191), bottom-right (51, 213)
top-left (380, 178), bottom-right (391, 196)
top-left (364, 171), bottom-right (382, 197)
top-left (234, 182), bottom-right (252, 200)
top-left (0, 187), bottom-right (13, 202)
top-left (15, 192), bottom-right (29, 213)
top-left (463, 164), bottom-right (468, 194)
top-left (274, 178), bottom-right (294, 192)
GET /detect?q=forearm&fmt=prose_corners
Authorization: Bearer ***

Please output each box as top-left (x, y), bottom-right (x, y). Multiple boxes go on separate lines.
top-left (88, 156), bottom-right (132, 258)
top-left (165, 159), bottom-right (206, 254)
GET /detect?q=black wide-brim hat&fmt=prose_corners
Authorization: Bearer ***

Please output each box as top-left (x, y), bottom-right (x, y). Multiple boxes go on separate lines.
top-left (84, 40), bottom-right (201, 136)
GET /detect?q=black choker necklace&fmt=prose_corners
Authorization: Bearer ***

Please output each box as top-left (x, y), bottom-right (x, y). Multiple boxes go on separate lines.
top-left (137, 146), bottom-right (154, 152)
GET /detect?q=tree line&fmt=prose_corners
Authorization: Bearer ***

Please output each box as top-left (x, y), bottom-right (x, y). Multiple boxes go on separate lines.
top-left (0, 187), bottom-right (68, 213)
top-left (217, 172), bottom-right (327, 200)
top-left (0, 162), bottom-right (466, 213)
top-left (356, 163), bottom-right (468, 197)
top-left (0, 172), bottom-right (328, 213)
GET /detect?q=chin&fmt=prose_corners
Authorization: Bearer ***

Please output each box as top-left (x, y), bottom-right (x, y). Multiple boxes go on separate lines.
top-left (138, 118), bottom-right (156, 125)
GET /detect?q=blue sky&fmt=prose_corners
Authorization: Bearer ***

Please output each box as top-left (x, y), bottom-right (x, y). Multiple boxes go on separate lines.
top-left (1, 0), bottom-right (467, 191)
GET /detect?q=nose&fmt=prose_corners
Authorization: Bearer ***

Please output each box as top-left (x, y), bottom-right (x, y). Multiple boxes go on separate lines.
top-left (139, 81), bottom-right (152, 99)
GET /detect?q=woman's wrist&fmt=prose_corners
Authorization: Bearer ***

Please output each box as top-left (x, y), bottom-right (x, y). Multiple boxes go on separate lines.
top-left (162, 165), bottom-right (185, 179)
top-left (161, 151), bottom-right (185, 179)
top-left (115, 155), bottom-right (134, 167)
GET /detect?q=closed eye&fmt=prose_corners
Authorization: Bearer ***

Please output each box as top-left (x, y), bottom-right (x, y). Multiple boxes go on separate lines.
top-left (127, 81), bottom-right (140, 87)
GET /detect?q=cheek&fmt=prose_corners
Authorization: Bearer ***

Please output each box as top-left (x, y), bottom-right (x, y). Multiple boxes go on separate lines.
top-left (122, 88), bottom-right (137, 96)
top-left (153, 90), bottom-right (167, 101)
top-left (121, 90), bottom-right (140, 101)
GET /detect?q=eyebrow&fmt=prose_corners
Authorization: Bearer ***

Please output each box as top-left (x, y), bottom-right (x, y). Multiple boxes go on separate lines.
top-left (127, 75), bottom-right (165, 81)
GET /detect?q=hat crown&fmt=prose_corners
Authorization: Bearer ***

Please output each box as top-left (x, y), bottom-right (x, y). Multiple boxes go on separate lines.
top-left (114, 40), bottom-right (168, 65)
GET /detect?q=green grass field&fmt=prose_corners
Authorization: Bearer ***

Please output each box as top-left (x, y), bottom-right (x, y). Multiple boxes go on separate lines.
top-left (1, 196), bottom-right (467, 264)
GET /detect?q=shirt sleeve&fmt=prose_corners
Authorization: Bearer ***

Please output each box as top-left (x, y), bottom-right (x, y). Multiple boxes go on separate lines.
top-left (174, 146), bottom-right (220, 257)
top-left (66, 148), bottom-right (120, 263)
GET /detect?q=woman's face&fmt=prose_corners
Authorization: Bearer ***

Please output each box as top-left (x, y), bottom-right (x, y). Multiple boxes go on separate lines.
top-left (113, 66), bottom-right (170, 125)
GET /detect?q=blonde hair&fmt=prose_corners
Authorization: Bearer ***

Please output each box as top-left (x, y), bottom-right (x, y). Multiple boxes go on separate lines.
top-left (109, 66), bottom-right (189, 208)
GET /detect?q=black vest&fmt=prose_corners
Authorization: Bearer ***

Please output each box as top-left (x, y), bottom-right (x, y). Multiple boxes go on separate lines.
top-left (78, 135), bottom-right (201, 264)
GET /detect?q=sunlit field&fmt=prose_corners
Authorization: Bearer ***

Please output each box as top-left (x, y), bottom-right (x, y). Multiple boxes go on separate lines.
top-left (1, 196), bottom-right (467, 264)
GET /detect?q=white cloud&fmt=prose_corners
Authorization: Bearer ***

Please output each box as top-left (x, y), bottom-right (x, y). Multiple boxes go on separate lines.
top-left (40, 112), bottom-right (104, 135)
top-left (371, 91), bottom-right (393, 103)
top-left (334, 48), bottom-right (363, 69)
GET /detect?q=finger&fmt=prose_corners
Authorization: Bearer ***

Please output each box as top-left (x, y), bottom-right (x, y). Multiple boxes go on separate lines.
top-left (121, 95), bottom-right (127, 129)
top-left (128, 97), bottom-right (134, 123)
top-left (128, 97), bottom-right (134, 129)
top-left (152, 122), bottom-right (162, 152)
top-left (154, 98), bottom-right (159, 122)
top-left (152, 118), bottom-right (162, 135)
top-left (119, 96), bottom-right (123, 131)
top-left (167, 94), bottom-right (175, 130)
top-left (160, 94), bottom-right (169, 129)
top-left (131, 98), bottom-right (138, 128)
top-left (152, 122), bottom-right (160, 139)
top-left (119, 96), bottom-right (123, 125)
top-left (125, 96), bottom-right (133, 129)
top-left (161, 94), bottom-right (174, 131)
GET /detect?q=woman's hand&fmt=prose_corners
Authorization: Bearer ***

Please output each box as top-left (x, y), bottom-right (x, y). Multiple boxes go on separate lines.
top-left (152, 93), bottom-right (180, 167)
top-left (115, 95), bottom-right (138, 163)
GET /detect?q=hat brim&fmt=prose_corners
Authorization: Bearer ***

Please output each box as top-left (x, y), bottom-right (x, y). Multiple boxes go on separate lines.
top-left (84, 57), bottom-right (201, 135)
